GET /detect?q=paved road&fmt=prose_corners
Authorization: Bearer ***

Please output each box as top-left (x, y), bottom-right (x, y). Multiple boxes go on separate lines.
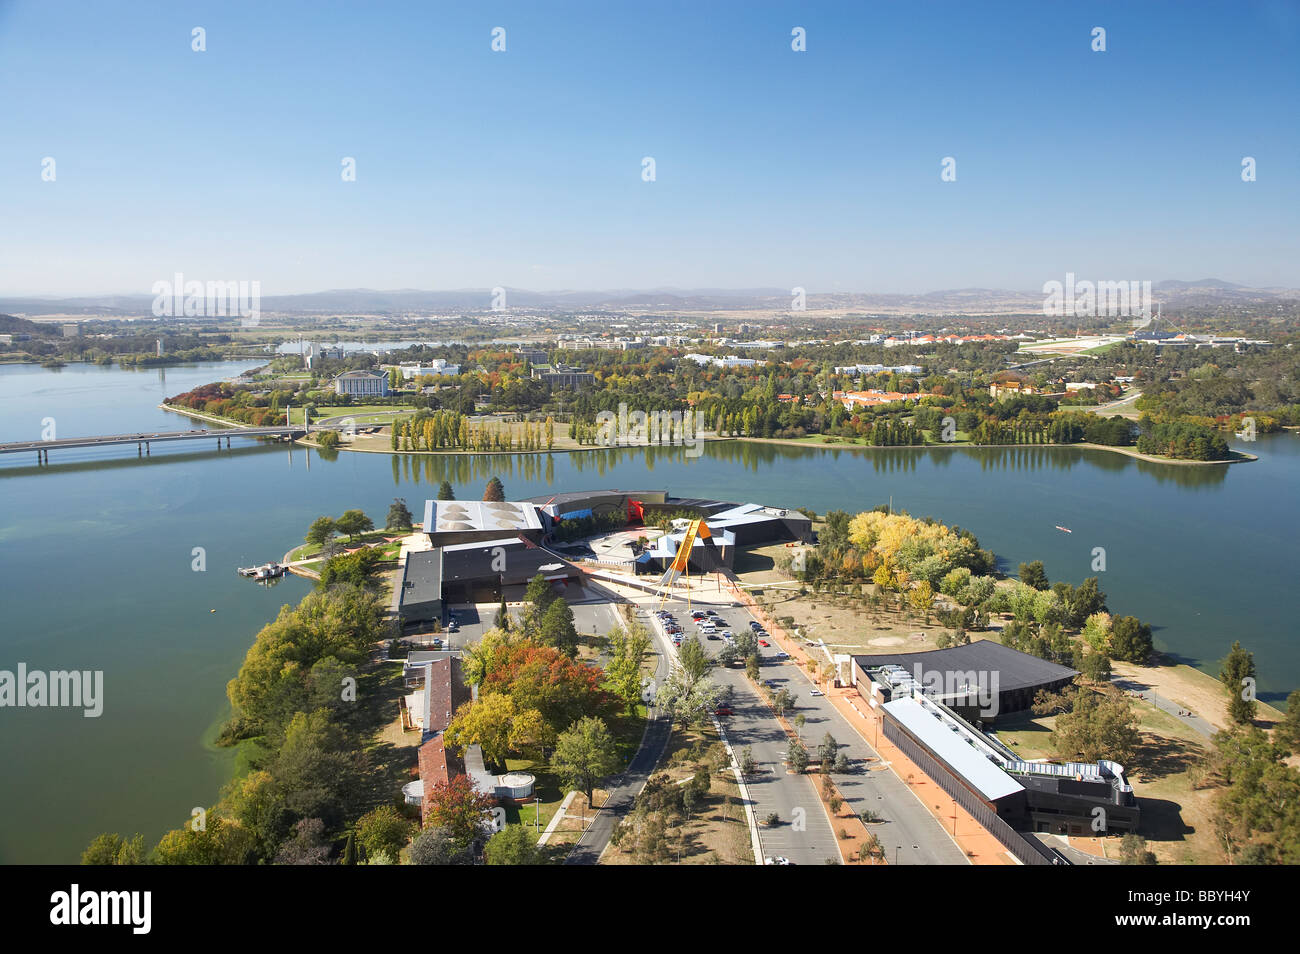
top-left (1112, 677), bottom-right (1214, 738)
top-left (755, 651), bottom-right (969, 866)
top-left (661, 593), bottom-right (967, 865)
top-left (566, 600), bottom-right (673, 865)
top-left (647, 597), bottom-right (838, 865)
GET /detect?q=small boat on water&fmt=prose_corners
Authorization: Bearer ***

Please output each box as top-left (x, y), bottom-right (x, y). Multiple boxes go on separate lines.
top-left (1055, 525), bottom-right (1072, 533)
top-left (238, 562), bottom-right (286, 580)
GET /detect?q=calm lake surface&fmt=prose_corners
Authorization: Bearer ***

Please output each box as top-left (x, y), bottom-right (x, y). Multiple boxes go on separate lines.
top-left (1, 361), bottom-right (1297, 863)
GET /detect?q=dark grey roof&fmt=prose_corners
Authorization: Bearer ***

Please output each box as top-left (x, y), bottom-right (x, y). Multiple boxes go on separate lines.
top-left (854, 641), bottom-right (1077, 694)
top-left (441, 543), bottom-right (578, 586)
top-left (401, 549), bottom-right (443, 604)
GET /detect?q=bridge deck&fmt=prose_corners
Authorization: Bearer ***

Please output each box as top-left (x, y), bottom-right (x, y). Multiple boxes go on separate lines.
top-left (0, 426), bottom-right (315, 454)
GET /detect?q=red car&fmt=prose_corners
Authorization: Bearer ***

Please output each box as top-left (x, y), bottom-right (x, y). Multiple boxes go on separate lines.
top-left (714, 705), bottom-right (733, 716)
top-left (758, 639), bottom-right (769, 647)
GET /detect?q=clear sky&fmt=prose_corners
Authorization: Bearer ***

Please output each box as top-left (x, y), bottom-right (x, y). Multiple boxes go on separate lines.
top-left (1, 0), bottom-right (1297, 297)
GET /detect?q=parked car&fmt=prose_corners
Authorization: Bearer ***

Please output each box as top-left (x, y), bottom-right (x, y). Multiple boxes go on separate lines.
top-left (715, 705), bottom-right (733, 716)
top-left (749, 621), bottom-right (762, 631)
top-left (810, 688), bottom-right (823, 696)
top-left (758, 639), bottom-right (769, 647)
top-left (775, 651), bottom-right (790, 660)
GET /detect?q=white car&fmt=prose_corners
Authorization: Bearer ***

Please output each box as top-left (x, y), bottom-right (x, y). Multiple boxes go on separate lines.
top-left (809, 688), bottom-right (823, 696)
top-left (764, 856), bottom-right (792, 865)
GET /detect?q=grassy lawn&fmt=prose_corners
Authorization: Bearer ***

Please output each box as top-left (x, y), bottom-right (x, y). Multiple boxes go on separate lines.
top-left (287, 528), bottom-right (406, 562)
top-left (354, 666), bottom-right (424, 818)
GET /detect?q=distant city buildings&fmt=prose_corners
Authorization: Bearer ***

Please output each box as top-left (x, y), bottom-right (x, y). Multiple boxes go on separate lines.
top-left (388, 360), bottom-right (460, 380)
top-left (682, 353), bottom-right (762, 369)
top-left (833, 389), bottom-right (923, 410)
top-left (1130, 331), bottom-right (1270, 348)
top-left (558, 335), bottom-right (649, 351)
top-left (833, 363), bottom-right (924, 376)
top-left (990, 381), bottom-right (1040, 399)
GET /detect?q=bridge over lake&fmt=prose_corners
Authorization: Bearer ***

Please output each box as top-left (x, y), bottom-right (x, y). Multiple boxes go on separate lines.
top-left (0, 424), bottom-right (348, 464)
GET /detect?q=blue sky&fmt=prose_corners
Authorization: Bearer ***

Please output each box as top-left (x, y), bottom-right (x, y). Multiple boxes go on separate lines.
top-left (1, 0), bottom-right (1297, 296)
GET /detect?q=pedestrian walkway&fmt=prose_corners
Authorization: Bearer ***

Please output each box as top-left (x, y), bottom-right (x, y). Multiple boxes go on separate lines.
top-left (1111, 678), bottom-right (1215, 738)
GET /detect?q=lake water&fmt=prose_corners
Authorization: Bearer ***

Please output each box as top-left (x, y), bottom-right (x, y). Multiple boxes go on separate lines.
top-left (1, 361), bottom-right (1297, 862)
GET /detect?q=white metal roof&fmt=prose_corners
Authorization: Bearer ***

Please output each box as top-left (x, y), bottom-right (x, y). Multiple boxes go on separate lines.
top-left (884, 695), bottom-right (1024, 802)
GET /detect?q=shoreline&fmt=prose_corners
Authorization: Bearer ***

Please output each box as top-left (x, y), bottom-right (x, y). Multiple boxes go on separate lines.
top-left (159, 402), bottom-right (1258, 466)
top-left (738, 436), bottom-right (1258, 466)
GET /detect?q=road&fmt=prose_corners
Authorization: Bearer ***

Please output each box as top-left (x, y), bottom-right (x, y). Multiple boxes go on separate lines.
top-left (654, 595), bottom-right (838, 864)
top-left (1092, 388), bottom-right (1143, 420)
top-left (565, 600), bottom-right (674, 864)
top-left (652, 592), bottom-right (967, 865)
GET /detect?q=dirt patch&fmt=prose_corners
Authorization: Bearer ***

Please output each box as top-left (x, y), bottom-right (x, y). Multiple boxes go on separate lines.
top-left (602, 726), bottom-right (753, 865)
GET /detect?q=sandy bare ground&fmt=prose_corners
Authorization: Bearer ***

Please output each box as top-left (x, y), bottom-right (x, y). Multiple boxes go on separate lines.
top-left (1111, 657), bottom-right (1286, 736)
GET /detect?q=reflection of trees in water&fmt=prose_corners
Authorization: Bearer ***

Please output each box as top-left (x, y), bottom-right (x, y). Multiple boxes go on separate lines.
top-left (372, 438), bottom-right (1226, 494)
top-left (697, 439), bottom-right (1228, 489)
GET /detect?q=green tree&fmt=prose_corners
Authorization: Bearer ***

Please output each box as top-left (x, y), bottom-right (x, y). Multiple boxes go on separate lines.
top-left (787, 739), bottom-right (809, 773)
top-left (335, 508), bottom-right (374, 542)
top-left (386, 497), bottom-right (414, 530)
top-left (80, 833), bottom-right (146, 866)
top-left (1276, 689), bottom-right (1300, 749)
top-left (222, 769), bottom-right (290, 862)
top-left (271, 708), bottom-right (362, 826)
top-left (1037, 687), bottom-right (1140, 764)
top-left (305, 515), bottom-right (337, 550)
top-left (485, 824), bottom-right (544, 865)
top-left (538, 597), bottom-right (579, 657)
top-left (677, 636), bottom-right (710, 692)
top-left (437, 480), bottom-right (456, 501)
top-left (553, 716), bottom-right (621, 803)
top-left (1108, 615), bottom-right (1153, 663)
top-left (1078, 649), bottom-right (1112, 684)
top-left (523, 571), bottom-right (558, 626)
top-left (317, 547), bottom-right (383, 589)
top-left (1018, 560), bottom-right (1049, 590)
top-left (1219, 641), bottom-right (1258, 725)
top-left (355, 805), bottom-right (414, 861)
top-left (154, 814), bottom-right (256, 865)
top-left (606, 624), bottom-right (652, 715)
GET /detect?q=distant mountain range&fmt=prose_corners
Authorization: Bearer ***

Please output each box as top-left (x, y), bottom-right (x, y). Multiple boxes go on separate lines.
top-left (2, 279), bottom-right (1296, 317)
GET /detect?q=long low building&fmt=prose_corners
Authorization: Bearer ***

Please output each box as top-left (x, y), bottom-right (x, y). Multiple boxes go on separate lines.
top-left (852, 640), bottom-right (1078, 718)
top-left (853, 644), bottom-right (1138, 854)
